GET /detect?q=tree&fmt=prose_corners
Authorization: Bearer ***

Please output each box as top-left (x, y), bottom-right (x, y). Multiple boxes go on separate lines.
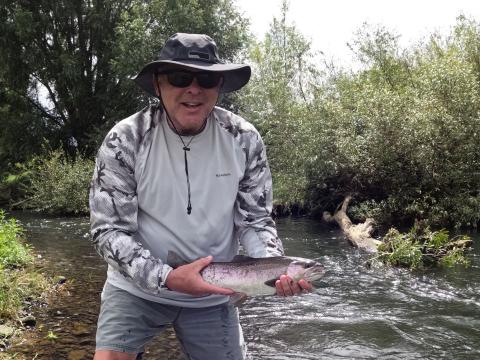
top-left (307, 18), bottom-right (480, 228)
top-left (0, 0), bottom-right (249, 165)
top-left (239, 0), bottom-right (320, 210)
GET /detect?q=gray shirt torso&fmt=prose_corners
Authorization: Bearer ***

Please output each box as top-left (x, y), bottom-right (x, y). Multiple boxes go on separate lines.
top-left (90, 105), bottom-right (284, 308)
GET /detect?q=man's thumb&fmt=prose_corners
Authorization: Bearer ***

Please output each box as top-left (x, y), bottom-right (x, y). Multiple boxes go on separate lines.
top-left (192, 255), bottom-right (213, 271)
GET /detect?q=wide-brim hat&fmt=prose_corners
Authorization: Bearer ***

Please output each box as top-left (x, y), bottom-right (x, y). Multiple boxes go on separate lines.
top-left (133, 33), bottom-right (251, 96)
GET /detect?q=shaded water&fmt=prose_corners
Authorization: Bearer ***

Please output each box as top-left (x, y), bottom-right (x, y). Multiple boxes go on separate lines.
top-left (7, 213), bottom-right (480, 359)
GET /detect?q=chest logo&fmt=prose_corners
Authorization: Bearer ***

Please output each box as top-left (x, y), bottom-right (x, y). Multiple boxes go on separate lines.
top-left (216, 172), bottom-right (231, 177)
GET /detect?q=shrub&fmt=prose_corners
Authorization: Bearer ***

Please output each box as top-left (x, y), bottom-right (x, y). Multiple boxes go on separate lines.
top-left (24, 149), bottom-right (94, 215)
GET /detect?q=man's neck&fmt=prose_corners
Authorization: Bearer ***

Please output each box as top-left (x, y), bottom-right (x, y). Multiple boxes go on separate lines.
top-left (166, 116), bottom-right (208, 137)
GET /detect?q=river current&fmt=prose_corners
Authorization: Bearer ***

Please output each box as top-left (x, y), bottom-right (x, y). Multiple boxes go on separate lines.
top-left (7, 213), bottom-right (480, 359)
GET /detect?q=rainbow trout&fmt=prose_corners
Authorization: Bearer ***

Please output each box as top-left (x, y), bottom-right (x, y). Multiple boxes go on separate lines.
top-left (167, 251), bottom-right (325, 298)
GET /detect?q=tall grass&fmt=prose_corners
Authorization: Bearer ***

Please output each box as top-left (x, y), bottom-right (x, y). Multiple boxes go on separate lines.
top-left (0, 211), bottom-right (32, 267)
top-left (0, 211), bottom-right (48, 322)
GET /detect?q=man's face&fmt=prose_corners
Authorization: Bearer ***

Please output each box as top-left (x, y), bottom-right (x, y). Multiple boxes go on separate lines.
top-left (155, 67), bottom-right (222, 135)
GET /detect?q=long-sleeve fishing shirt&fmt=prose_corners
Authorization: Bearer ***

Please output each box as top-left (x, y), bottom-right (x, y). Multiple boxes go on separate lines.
top-left (89, 104), bottom-right (284, 308)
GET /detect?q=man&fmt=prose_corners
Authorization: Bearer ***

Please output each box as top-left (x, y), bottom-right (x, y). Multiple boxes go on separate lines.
top-left (89, 33), bottom-right (312, 360)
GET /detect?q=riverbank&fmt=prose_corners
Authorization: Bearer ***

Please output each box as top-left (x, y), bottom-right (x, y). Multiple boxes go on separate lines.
top-left (0, 211), bottom-right (53, 353)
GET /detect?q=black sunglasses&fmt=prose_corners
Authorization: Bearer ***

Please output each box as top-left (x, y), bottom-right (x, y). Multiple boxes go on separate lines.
top-left (157, 70), bottom-right (222, 89)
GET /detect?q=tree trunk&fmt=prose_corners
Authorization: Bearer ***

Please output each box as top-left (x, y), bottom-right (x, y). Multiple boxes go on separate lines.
top-left (323, 195), bottom-right (382, 253)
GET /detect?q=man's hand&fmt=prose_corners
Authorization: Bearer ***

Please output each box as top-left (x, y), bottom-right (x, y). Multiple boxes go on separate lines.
top-left (275, 275), bottom-right (313, 296)
top-left (165, 255), bottom-right (234, 296)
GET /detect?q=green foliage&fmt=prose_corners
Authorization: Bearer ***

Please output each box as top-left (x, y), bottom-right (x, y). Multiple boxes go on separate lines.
top-left (0, 0), bottom-right (249, 166)
top-left (0, 268), bottom-right (48, 321)
top-left (239, 0), bottom-right (320, 211)
top-left (439, 247), bottom-right (471, 267)
top-left (0, 212), bottom-right (48, 322)
top-left (0, 86), bottom-right (53, 168)
top-left (377, 228), bottom-right (423, 269)
top-left (235, 6), bottom-right (480, 227)
top-left (377, 222), bottom-right (472, 269)
top-left (0, 210), bottom-right (32, 267)
top-left (23, 149), bottom-right (95, 215)
top-left (0, 162), bottom-right (33, 206)
top-left (304, 17), bottom-right (480, 228)
top-left (1, 0), bottom-right (478, 230)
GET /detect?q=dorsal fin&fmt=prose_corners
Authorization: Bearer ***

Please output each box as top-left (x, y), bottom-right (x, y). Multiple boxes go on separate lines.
top-left (166, 250), bottom-right (188, 268)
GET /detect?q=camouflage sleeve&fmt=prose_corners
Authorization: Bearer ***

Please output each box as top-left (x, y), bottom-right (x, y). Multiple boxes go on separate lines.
top-left (235, 131), bottom-right (284, 257)
top-left (89, 121), bottom-right (172, 295)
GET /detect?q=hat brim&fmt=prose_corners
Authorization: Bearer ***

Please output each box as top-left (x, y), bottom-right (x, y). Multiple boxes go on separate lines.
top-left (133, 60), bottom-right (251, 96)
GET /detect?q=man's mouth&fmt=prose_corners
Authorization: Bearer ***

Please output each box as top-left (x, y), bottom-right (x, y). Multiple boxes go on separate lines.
top-left (182, 102), bottom-right (202, 109)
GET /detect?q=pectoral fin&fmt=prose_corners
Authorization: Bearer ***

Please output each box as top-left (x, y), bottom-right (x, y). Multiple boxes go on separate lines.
top-left (264, 278), bottom-right (278, 288)
top-left (229, 292), bottom-right (248, 307)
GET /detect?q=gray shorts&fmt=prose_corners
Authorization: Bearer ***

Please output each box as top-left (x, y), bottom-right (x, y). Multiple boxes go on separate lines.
top-left (96, 282), bottom-right (245, 360)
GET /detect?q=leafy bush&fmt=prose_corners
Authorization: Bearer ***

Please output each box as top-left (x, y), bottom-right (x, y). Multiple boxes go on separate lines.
top-left (23, 149), bottom-right (94, 215)
top-left (376, 222), bottom-right (472, 269)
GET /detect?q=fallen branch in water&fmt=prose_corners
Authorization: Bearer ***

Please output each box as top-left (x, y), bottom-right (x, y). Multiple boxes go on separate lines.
top-left (323, 195), bottom-right (473, 268)
top-left (322, 195), bottom-right (381, 253)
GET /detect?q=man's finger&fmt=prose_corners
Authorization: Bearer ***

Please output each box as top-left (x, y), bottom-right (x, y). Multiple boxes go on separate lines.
top-left (289, 278), bottom-right (302, 295)
top-left (298, 279), bottom-right (313, 292)
top-left (279, 275), bottom-right (293, 296)
top-left (275, 280), bottom-right (285, 296)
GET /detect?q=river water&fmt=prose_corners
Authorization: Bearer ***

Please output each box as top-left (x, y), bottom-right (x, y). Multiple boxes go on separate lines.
top-left (7, 213), bottom-right (480, 359)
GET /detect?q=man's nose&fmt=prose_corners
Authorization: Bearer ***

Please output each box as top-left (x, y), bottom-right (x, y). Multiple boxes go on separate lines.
top-left (186, 78), bottom-right (202, 94)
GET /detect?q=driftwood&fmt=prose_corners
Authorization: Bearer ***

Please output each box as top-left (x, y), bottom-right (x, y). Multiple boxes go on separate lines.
top-left (323, 195), bottom-right (382, 253)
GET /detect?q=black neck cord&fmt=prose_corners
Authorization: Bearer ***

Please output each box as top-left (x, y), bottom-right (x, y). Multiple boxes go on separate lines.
top-left (163, 110), bottom-right (207, 215)
top-left (157, 87), bottom-right (219, 215)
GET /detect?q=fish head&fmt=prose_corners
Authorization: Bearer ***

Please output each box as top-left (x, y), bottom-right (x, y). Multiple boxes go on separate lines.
top-left (286, 258), bottom-right (325, 283)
